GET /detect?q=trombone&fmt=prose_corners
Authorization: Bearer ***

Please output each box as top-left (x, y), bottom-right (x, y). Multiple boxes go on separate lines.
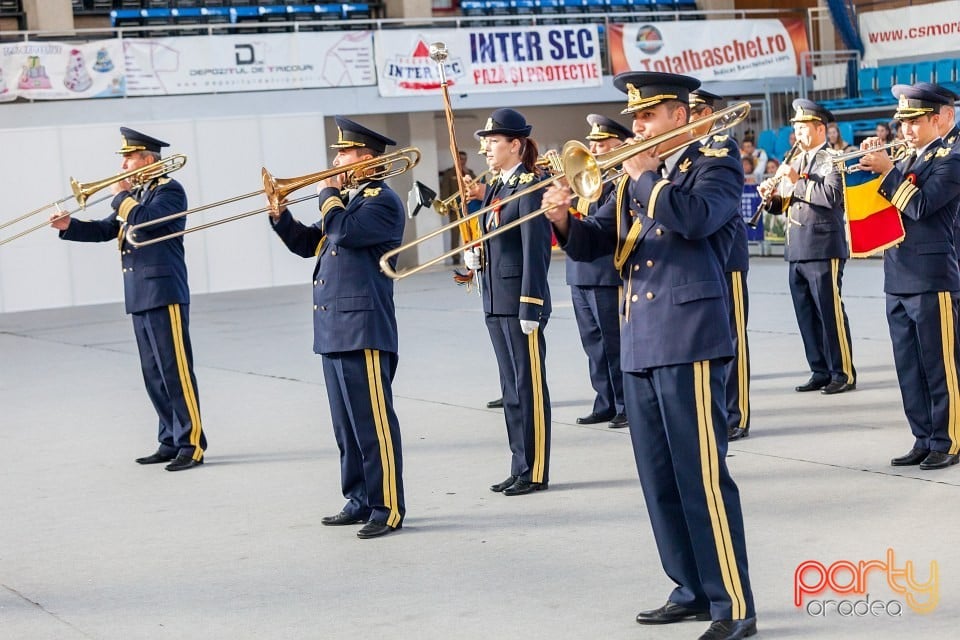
top-left (380, 101), bottom-right (751, 280)
top-left (125, 147), bottom-right (421, 248)
top-left (433, 169), bottom-right (494, 217)
top-left (0, 154), bottom-right (187, 247)
top-left (831, 140), bottom-right (908, 173)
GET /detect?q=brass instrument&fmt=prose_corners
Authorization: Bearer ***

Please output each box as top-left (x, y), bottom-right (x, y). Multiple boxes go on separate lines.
top-left (0, 154), bottom-right (187, 247)
top-left (831, 140), bottom-right (908, 173)
top-left (748, 142), bottom-right (800, 229)
top-left (125, 147), bottom-right (421, 248)
top-left (379, 101), bottom-right (751, 280)
top-left (433, 169), bottom-right (493, 218)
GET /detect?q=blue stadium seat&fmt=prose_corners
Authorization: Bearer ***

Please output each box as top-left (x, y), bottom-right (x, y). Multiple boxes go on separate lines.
top-left (605, 0), bottom-right (631, 17)
top-left (875, 65), bottom-right (896, 97)
top-left (651, 0), bottom-right (676, 21)
top-left (837, 122), bottom-right (854, 147)
top-left (857, 67), bottom-right (877, 97)
top-left (935, 58), bottom-right (956, 85)
top-left (585, 0), bottom-right (605, 13)
top-left (775, 125), bottom-right (794, 158)
top-left (894, 63), bottom-right (914, 86)
top-left (914, 61), bottom-right (935, 84)
top-left (513, 0), bottom-right (537, 17)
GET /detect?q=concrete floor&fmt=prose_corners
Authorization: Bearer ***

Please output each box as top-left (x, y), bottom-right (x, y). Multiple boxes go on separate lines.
top-left (1, 255), bottom-right (957, 639)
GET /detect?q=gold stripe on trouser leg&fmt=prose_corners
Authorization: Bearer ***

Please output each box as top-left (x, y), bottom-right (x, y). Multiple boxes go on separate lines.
top-left (168, 304), bottom-right (203, 460)
top-left (731, 272), bottom-right (749, 430)
top-left (694, 361), bottom-right (747, 619)
top-left (364, 349), bottom-right (401, 527)
top-left (527, 329), bottom-right (547, 483)
top-left (936, 294), bottom-right (960, 455)
top-left (830, 259), bottom-right (855, 383)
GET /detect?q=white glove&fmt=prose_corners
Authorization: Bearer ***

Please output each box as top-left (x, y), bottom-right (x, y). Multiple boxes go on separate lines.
top-left (520, 319), bottom-right (539, 335)
top-left (463, 248), bottom-right (481, 271)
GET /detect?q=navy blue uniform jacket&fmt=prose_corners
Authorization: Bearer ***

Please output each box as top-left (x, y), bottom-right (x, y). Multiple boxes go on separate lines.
top-left (764, 143), bottom-right (848, 262)
top-left (480, 169), bottom-right (553, 321)
top-left (561, 142), bottom-right (743, 371)
top-left (703, 133), bottom-right (749, 273)
top-left (878, 139), bottom-right (960, 295)
top-left (272, 180), bottom-right (404, 355)
top-left (60, 177), bottom-right (190, 315)
top-left (564, 176), bottom-right (620, 287)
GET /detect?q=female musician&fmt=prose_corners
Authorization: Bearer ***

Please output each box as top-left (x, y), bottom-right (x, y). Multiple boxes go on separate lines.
top-left (464, 108), bottom-right (553, 496)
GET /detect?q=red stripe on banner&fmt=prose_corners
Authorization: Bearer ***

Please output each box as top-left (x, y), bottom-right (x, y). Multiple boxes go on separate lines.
top-left (848, 206), bottom-right (905, 256)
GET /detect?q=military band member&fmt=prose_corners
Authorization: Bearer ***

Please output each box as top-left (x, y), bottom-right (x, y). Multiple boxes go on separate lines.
top-left (568, 114), bottom-right (631, 429)
top-left (690, 89), bottom-right (751, 441)
top-left (758, 99), bottom-right (857, 395)
top-left (51, 127), bottom-right (206, 472)
top-left (464, 108), bottom-right (553, 496)
top-left (859, 84), bottom-right (960, 471)
top-left (543, 72), bottom-right (756, 640)
top-left (269, 117), bottom-right (406, 538)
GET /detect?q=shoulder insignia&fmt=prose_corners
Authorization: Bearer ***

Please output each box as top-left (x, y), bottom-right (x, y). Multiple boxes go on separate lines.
top-left (699, 147), bottom-right (729, 158)
top-left (948, 135), bottom-right (957, 144)
top-left (518, 172), bottom-right (535, 185)
top-left (678, 157), bottom-right (692, 173)
top-left (935, 147), bottom-right (951, 158)
top-left (712, 134), bottom-right (729, 143)
top-left (925, 151), bottom-right (934, 161)
top-left (825, 148), bottom-right (842, 155)
top-left (362, 187), bottom-right (382, 198)
top-left (156, 177), bottom-right (171, 185)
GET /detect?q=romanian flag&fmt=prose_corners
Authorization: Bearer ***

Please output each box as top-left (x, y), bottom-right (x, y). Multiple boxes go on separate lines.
top-left (841, 157), bottom-right (906, 257)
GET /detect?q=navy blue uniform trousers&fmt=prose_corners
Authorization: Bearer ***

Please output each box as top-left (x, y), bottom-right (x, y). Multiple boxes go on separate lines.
top-left (131, 303), bottom-right (206, 460)
top-left (485, 315), bottom-right (551, 484)
top-left (321, 349), bottom-right (404, 528)
top-left (570, 285), bottom-right (624, 416)
top-left (887, 292), bottom-right (960, 455)
top-left (625, 360), bottom-right (754, 621)
top-left (725, 271), bottom-right (750, 433)
top-left (788, 259), bottom-right (856, 385)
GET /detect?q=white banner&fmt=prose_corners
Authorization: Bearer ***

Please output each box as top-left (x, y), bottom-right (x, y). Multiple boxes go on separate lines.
top-left (375, 25), bottom-right (603, 97)
top-left (609, 19), bottom-right (808, 81)
top-left (124, 31), bottom-right (375, 96)
top-left (859, 0), bottom-right (960, 63)
top-left (0, 40), bottom-right (126, 102)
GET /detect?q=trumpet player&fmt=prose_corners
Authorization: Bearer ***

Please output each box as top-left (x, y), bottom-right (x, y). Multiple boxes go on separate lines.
top-left (439, 150), bottom-right (476, 265)
top-left (758, 99), bottom-right (857, 396)
top-left (859, 83), bottom-right (960, 471)
top-left (268, 117), bottom-right (406, 538)
top-left (50, 127), bottom-right (206, 472)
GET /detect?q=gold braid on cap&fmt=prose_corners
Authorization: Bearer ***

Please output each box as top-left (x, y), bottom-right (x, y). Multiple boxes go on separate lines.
top-left (895, 94), bottom-right (934, 120)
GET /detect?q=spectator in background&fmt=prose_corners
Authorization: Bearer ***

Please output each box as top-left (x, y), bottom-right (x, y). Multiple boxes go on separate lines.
top-left (827, 122), bottom-right (855, 152)
top-left (741, 155), bottom-right (757, 184)
top-left (765, 158), bottom-right (780, 177)
top-left (876, 121), bottom-right (895, 144)
top-left (740, 136), bottom-right (767, 184)
top-left (439, 150), bottom-right (476, 265)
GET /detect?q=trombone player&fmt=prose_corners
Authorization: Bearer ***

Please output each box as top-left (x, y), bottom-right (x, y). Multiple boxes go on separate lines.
top-left (757, 99), bottom-right (857, 396)
top-left (542, 71), bottom-right (756, 639)
top-left (267, 116), bottom-right (406, 538)
top-left (49, 127), bottom-right (206, 472)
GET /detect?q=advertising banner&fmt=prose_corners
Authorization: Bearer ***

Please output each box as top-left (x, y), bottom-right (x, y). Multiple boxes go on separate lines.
top-left (859, 1), bottom-right (960, 63)
top-left (608, 19), bottom-right (809, 81)
top-left (0, 39), bottom-right (126, 102)
top-left (123, 31), bottom-right (375, 96)
top-left (375, 25), bottom-right (603, 96)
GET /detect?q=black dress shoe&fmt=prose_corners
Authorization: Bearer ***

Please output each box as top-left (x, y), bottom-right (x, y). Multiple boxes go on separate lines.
top-left (321, 511), bottom-right (367, 526)
top-left (795, 376), bottom-right (830, 392)
top-left (635, 601), bottom-right (711, 625)
top-left (697, 617), bottom-right (758, 640)
top-left (608, 413), bottom-right (629, 428)
top-left (486, 397), bottom-right (503, 409)
top-left (728, 427), bottom-right (749, 441)
top-left (890, 448), bottom-right (930, 466)
top-left (135, 450), bottom-right (176, 465)
top-left (356, 521), bottom-right (400, 539)
top-left (164, 455), bottom-right (203, 472)
top-left (490, 475), bottom-right (518, 492)
top-left (576, 410), bottom-right (616, 425)
top-left (502, 479), bottom-right (548, 496)
top-left (821, 380), bottom-right (855, 395)
top-left (919, 450), bottom-right (959, 470)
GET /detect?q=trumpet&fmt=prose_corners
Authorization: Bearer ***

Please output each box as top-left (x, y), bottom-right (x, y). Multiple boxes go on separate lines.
top-left (125, 147), bottom-right (420, 248)
top-left (433, 169), bottom-right (494, 217)
top-left (0, 155), bottom-right (187, 247)
top-left (748, 142), bottom-right (800, 229)
top-left (379, 101), bottom-right (751, 280)
top-left (831, 140), bottom-right (908, 173)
